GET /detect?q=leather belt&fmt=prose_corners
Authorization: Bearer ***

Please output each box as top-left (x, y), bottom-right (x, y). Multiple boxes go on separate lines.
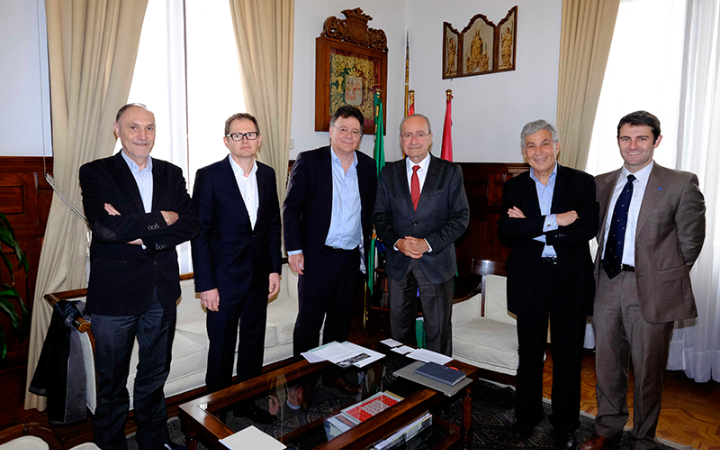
top-left (540, 256), bottom-right (558, 265)
top-left (621, 264), bottom-right (635, 272)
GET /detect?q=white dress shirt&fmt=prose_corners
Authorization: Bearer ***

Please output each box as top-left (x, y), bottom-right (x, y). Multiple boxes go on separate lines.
top-left (602, 161), bottom-right (654, 266)
top-left (229, 155), bottom-right (259, 229)
top-left (405, 152), bottom-right (431, 192)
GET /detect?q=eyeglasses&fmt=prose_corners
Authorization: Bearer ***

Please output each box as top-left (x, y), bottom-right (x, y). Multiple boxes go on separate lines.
top-left (226, 132), bottom-right (259, 141)
top-left (333, 126), bottom-right (362, 137)
top-left (402, 131), bottom-right (429, 140)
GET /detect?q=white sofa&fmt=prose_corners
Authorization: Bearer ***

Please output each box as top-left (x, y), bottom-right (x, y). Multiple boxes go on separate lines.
top-left (57, 264), bottom-right (300, 409)
top-left (451, 274), bottom-right (519, 375)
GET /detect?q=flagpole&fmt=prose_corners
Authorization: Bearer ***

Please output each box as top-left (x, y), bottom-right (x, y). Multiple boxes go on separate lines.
top-left (404, 32), bottom-right (410, 117)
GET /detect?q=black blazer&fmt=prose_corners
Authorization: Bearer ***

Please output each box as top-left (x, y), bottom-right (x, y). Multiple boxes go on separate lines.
top-left (79, 151), bottom-right (199, 316)
top-left (191, 157), bottom-right (282, 299)
top-left (282, 146), bottom-right (377, 273)
top-left (497, 164), bottom-right (599, 317)
top-left (373, 155), bottom-right (469, 284)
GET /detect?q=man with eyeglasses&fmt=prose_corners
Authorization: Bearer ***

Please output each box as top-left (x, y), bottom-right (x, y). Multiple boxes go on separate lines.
top-left (283, 105), bottom-right (377, 408)
top-left (191, 113), bottom-right (281, 423)
top-left (373, 114), bottom-right (469, 357)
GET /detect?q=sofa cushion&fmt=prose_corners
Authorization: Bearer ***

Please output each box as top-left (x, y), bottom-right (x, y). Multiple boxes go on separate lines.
top-left (484, 274), bottom-right (516, 325)
top-left (452, 317), bottom-right (519, 374)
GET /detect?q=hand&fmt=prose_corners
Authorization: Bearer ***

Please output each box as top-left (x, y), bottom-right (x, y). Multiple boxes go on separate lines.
top-left (268, 272), bottom-right (280, 298)
top-left (557, 210), bottom-right (579, 226)
top-left (161, 210), bottom-right (179, 226)
top-left (200, 288), bottom-right (220, 312)
top-left (289, 253), bottom-right (304, 275)
top-left (104, 203), bottom-right (121, 216)
top-left (397, 237), bottom-right (428, 259)
top-left (127, 238), bottom-right (144, 245)
top-left (507, 206), bottom-right (526, 218)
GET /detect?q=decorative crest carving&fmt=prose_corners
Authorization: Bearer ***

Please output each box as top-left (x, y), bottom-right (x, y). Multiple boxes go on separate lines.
top-left (321, 8), bottom-right (388, 52)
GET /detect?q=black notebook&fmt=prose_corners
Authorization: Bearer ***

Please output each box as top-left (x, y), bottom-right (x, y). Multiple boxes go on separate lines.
top-left (414, 361), bottom-right (466, 386)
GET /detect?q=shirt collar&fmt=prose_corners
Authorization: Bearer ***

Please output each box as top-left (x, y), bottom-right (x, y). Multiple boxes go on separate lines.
top-left (529, 162), bottom-right (558, 184)
top-left (228, 154), bottom-right (257, 177)
top-left (121, 150), bottom-right (152, 174)
top-left (330, 147), bottom-right (358, 169)
top-left (620, 160), bottom-right (654, 185)
top-left (406, 152), bottom-right (431, 172)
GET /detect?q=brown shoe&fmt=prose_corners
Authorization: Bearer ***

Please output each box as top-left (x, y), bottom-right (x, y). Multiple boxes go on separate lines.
top-left (578, 434), bottom-right (621, 450)
top-left (324, 375), bottom-right (361, 394)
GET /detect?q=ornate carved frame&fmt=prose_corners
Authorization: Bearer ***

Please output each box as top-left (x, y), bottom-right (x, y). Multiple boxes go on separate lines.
top-left (315, 8), bottom-right (388, 134)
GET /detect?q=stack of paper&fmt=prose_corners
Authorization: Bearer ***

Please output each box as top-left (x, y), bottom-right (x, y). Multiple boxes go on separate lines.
top-left (302, 341), bottom-right (385, 368)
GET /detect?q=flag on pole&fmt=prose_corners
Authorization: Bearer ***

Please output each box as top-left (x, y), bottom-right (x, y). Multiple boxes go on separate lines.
top-left (368, 91), bottom-right (385, 295)
top-left (440, 89), bottom-right (453, 161)
top-left (408, 90), bottom-right (415, 116)
top-left (404, 32), bottom-right (410, 117)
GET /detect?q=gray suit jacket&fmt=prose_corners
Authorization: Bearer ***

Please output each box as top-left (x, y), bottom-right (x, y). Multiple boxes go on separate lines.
top-left (373, 155), bottom-right (469, 284)
top-left (595, 163), bottom-right (706, 323)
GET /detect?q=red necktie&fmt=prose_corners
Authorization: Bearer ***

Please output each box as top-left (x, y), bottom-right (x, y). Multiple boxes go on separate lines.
top-left (411, 165), bottom-right (420, 210)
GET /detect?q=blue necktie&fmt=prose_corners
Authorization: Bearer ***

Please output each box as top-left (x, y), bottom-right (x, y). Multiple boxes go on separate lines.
top-left (602, 174), bottom-right (636, 279)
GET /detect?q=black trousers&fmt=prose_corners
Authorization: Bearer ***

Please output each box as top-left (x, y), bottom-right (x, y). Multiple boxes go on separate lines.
top-left (205, 284), bottom-right (268, 394)
top-left (92, 290), bottom-right (176, 450)
top-left (293, 246), bottom-right (359, 357)
top-left (515, 262), bottom-right (587, 432)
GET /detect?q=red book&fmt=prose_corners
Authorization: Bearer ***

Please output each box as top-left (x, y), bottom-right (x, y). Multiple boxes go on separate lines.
top-left (341, 392), bottom-right (403, 424)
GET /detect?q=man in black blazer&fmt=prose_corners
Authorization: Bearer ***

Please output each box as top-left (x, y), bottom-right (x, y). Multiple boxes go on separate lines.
top-left (497, 120), bottom-right (599, 449)
top-left (79, 104), bottom-right (198, 450)
top-left (191, 113), bottom-right (281, 423)
top-left (283, 106), bottom-right (377, 405)
top-left (373, 114), bottom-right (469, 357)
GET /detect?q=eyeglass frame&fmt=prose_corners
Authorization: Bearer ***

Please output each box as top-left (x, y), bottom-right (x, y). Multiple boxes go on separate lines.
top-left (226, 131), bottom-right (260, 141)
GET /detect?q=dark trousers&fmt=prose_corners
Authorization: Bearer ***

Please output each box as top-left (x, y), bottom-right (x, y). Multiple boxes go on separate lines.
top-left (205, 288), bottom-right (268, 393)
top-left (593, 270), bottom-right (674, 450)
top-left (293, 246), bottom-right (359, 357)
top-left (515, 262), bottom-right (587, 432)
top-left (92, 291), bottom-right (176, 450)
top-left (388, 259), bottom-right (454, 356)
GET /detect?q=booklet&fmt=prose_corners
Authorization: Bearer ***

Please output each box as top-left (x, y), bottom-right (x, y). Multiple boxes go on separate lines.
top-left (341, 391), bottom-right (404, 425)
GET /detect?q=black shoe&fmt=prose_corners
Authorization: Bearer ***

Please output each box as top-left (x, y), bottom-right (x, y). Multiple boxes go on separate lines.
top-left (233, 403), bottom-right (277, 424)
top-left (511, 415), bottom-right (543, 437)
top-left (554, 430), bottom-right (577, 450)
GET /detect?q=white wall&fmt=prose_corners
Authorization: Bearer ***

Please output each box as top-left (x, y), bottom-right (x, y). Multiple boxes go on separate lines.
top-left (0, 0), bottom-right (51, 157)
top-left (290, 0), bottom-right (408, 161)
top-left (407, 0), bottom-right (562, 163)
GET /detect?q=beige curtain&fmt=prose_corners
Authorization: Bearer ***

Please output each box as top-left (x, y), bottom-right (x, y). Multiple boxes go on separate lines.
top-left (556, 0), bottom-right (620, 170)
top-left (228, 0), bottom-right (294, 203)
top-left (25, 0), bottom-right (148, 410)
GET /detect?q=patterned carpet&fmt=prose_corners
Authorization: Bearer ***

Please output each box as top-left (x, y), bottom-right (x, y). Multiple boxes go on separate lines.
top-left (130, 379), bottom-right (685, 450)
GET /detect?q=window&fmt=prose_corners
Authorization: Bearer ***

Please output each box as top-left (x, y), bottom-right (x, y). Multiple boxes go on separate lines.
top-left (118, 0), bottom-right (246, 273)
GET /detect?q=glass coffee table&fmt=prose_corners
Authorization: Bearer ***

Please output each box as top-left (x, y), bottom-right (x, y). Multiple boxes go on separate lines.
top-left (179, 338), bottom-right (478, 450)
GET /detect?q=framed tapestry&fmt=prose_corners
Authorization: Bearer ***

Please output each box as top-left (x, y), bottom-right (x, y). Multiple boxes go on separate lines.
top-left (315, 8), bottom-right (388, 134)
top-left (442, 22), bottom-right (460, 80)
top-left (460, 14), bottom-right (495, 77)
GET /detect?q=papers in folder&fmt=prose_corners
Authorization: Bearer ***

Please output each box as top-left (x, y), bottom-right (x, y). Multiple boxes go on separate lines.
top-left (301, 341), bottom-right (385, 368)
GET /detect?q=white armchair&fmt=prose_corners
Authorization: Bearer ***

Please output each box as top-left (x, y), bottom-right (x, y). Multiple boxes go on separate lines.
top-left (452, 259), bottom-right (519, 375)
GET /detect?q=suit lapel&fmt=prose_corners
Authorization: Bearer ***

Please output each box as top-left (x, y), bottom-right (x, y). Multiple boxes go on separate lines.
top-left (256, 163), bottom-right (270, 222)
top-left (321, 147), bottom-right (333, 218)
top-left (636, 164), bottom-right (666, 238)
top-left (398, 158), bottom-right (415, 213)
top-left (112, 152), bottom-right (146, 214)
top-left (416, 156), bottom-right (441, 214)
top-left (596, 169), bottom-right (621, 248)
top-left (520, 172), bottom-right (542, 217)
top-left (550, 164), bottom-right (568, 214)
top-left (220, 156), bottom-right (251, 229)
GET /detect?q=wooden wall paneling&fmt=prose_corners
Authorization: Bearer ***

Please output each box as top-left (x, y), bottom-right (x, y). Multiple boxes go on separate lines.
top-left (455, 163), bottom-right (528, 275)
top-left (0, 157), bottom-right (54, 367)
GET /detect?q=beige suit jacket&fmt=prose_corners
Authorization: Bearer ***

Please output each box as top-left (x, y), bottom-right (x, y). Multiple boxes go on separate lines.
top-left (594, 163), bottom-right (705, 323)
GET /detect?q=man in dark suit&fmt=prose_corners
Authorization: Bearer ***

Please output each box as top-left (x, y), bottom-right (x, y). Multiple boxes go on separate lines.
top-left (373, 114), bottom-right (469, 357)
top-left (191, 113), bottom-right (281, 423)
top-left (283, 105), bottom-right (377, 406)
top-left (79, 103), bottom-right (198, 450)
top-left (497, 120), bottom-right (599, 449)
top-left (580, 111), bottom-right (705, 450)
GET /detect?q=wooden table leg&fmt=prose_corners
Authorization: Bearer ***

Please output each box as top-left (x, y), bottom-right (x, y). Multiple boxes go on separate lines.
top-left (181, 415), bottom-right (198, 450)
top-left (461, 385), bottom-right (473, 449)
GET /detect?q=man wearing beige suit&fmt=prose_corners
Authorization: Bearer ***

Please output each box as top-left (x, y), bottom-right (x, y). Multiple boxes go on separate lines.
top-left (580, 111), bottom-right (706, 450)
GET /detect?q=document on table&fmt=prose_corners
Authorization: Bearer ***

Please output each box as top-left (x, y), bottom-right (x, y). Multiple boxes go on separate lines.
top-left (406, 348), bottom-right (453, 365)
top-left (391, 345), bottom-right (414, 355)
top-left (220, 425), bottom-right (286, 450)
top-left (302, 341), bottom-right (385, 368)
top-left (380, 338), bottom-right (403, 347)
